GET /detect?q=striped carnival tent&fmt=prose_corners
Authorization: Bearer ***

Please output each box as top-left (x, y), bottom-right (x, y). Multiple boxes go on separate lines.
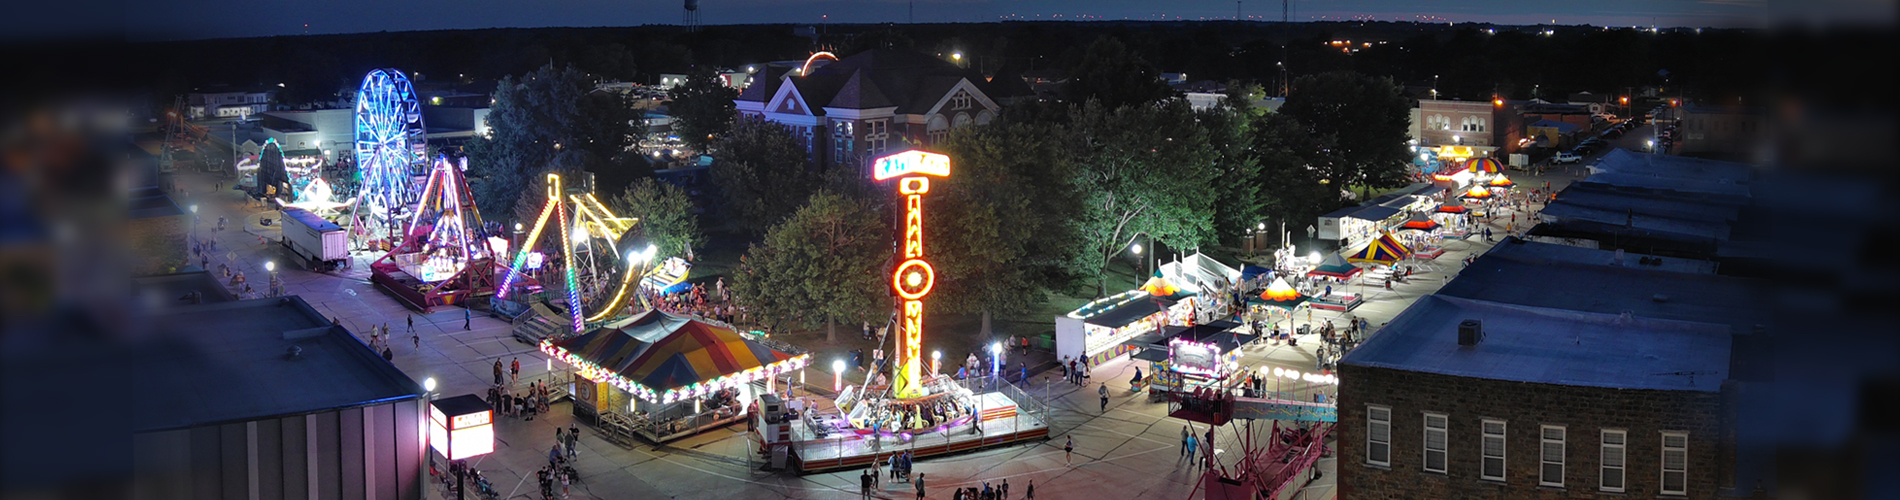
top-left (1487, 175), bottom-right (1515, 188)
top-left (545, 310), bottom-right (802, 403)
top-left (1141, 271), bottom-right (1188, 299)
top-left (1347, 232), bottom-right (1413, 265)
top-left (1467, 157), bottom-right (1503, 174)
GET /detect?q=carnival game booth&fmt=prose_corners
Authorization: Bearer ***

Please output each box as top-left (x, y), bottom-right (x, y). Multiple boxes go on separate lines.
top-left (1056, 287), bottom-right (1197, 368)
top-left (543, 310), bottom-right (810, 444)
top-left (1433, 205), bottom-right (1472, 238)
top-left (371, 157), bottom-right (506, 311)
top-left (1398, 214), bottom-right (1447, 259)
top-left (1247, 277), bottom-right (1310, 328)
top-left (1124, 321), bottom-right (1257, 398)
top-left (1305, 252), bottom-right (1364, 281)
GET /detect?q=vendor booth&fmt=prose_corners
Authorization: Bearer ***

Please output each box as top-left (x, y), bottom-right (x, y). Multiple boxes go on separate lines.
top-left (1246, 277), bottom-right (1309, 329)
top-left (1158, 251), bottom-right (1242, 297)
top-left (1347, 232), bottom-right (1413, 266)
top-left (543, 310), bottom-right (810, 443)
top-left (1305, 252), bottom-right (1363, 280)
top-left (1433, 205), bottom-right (1472, 238)
top-left (1121, 321), bottom-right (1258, 397)
top-left (1056, 287), bottom-right (1198, 368)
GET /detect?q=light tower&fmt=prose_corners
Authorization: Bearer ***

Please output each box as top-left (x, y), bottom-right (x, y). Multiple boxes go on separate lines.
top-left (873, 150), bottom-right (950, 399)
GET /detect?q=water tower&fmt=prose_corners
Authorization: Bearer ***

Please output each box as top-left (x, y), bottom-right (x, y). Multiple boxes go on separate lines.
top-left (683, 0), bottom-right (700, 32)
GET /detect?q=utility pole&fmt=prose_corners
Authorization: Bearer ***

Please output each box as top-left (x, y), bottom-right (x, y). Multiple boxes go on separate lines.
top-left (1236, 1), bottom-right (1242, 21)
top-left (1280, 0), bottom-right (1290, 96)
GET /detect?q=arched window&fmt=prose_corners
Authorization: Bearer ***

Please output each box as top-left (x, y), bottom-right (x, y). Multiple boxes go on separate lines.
top-left (927, 114), bottom-right (950, 144)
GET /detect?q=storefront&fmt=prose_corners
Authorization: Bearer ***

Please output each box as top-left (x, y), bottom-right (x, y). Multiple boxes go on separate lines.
top-left (544, 310), bottom-right (810, 443)
top-left (1056, 290), bottom-right (1197, 367)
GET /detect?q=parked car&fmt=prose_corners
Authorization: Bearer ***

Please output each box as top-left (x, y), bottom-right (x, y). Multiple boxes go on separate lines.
top-left (1554, 152), bottom-right (1583, 164)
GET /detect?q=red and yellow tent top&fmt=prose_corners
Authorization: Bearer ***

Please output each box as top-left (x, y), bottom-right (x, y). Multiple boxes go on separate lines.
top-left (1468, 157), bottom-right (1503, 174)
top-left (1142, 271), bottom-right (1183, 298)
top-left (1253, 276), bottom-right (1309, 308)
top-left (1347, 232), bottom-right (1413, 265)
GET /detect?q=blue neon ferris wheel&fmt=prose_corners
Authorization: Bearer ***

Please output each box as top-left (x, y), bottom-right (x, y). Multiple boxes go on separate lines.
top-left (355, 68), bottom-right (427, 220)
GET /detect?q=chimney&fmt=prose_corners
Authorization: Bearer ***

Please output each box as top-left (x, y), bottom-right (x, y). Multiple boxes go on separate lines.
top-left (1458, 319), bottom-right (1484, 346)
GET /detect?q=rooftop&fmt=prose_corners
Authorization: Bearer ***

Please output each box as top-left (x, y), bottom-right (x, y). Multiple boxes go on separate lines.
top-left (1440, 239), bottom-right (1766, 332)
top-left (130, 297), bottom-right (421, 432)
top-left (1589, 148), bottom-right (1756, 185)
top-left (1341, 295), bottom-right (1732, 392)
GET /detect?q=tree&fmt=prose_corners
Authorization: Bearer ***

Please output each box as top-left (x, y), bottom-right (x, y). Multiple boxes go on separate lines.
top-left (731, 191), bottom-right (892, 342)
top-left (710, 117), bottom-right (824, 235)
top-left (1061, 37), bottom-right (1178, 109)
top-left (609, 178), bottom-right (702, 260)
top-left (1198, 104), bottom-right (1266, 243)
top-left (464, 64), bottom-right (642, 225)
top-left (669, 69), bottom-right (738, 152)
top-left (1250, 112), bottom-right (1345, 238)
top-left (932, 123), bottom-right (1083, 336)
top-left (1070, 100), bottom-right (1221, 296)
top-left (1277, 71), bottom-right (1413, 198)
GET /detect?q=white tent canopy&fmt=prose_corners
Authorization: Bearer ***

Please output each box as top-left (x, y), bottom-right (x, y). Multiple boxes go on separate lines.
top-left (1160, 251), bottom-right (1242, 296)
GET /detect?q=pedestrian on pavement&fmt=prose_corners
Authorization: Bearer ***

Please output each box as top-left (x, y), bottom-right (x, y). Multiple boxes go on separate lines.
top-left (494, 360), bottom-right (505, 386)
top-left (463, 308), bottom-right (471, 330)
top-left (407, 315), bottom-right (414, 333)
top-left (1185, 433), bottom-right (1199, 466)
top-left (1025, 480), bottom-right (1033, 499)
top-left (861, 469), bottom-right (872, 499)
top-left (511, 357), bottom-right (521, 385)
top-left (1180, 426), bottom-right (1191, 457)
top-left (1098, 383), bottom-right (1109, 412)
top-left (1001, 478), bottom-right (1008, 499)
top-left (548, 443), bottom-right (562, 468)
top-left (1019, 363), bottom-right (1027, 383)
top-left (412, 332), bottom-right (419, 351)
top-left (915, 473), bottom-right (926, 499)
top-left (1064, 437), bottom-right (1074, 465)
top-left (381, 347), bottom-right (392, 361)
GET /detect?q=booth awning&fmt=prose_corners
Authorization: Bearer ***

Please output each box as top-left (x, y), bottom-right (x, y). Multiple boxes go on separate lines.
top-left (1347, 232), bottom-right (1413, 265)
top-left (1082, 296), bottom-right (1176, 329)
top-left (1435, 205), bottom-right (1468, 214)
top-left (1306, 252), bottom-right (1364, 279)
top-left (544, 311), bottom-right (807, 403)
top-left (1252, 276), bottom-right (1309, 309)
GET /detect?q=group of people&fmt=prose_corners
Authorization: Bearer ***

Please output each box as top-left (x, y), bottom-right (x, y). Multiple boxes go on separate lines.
top-left (491, 377), bottom-right (553, 420)
top-left (861, 395), bottom-right (973, 435)
top-left (950, 478), bottom-right (1029, 500)
top-left (1057, 356), bottom-right (1091, 385)
top-left (645, 278), bottom-right (740, 325)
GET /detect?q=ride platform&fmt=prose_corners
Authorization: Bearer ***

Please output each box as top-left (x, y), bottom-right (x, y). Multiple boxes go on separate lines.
top-left (768, 391), bottom-right (1049, 475)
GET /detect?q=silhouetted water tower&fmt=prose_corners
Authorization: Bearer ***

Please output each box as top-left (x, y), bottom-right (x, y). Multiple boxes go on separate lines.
top-left (683, 0), bottom-right (700, 32)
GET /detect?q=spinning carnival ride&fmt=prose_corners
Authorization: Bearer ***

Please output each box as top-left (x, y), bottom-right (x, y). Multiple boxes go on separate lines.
top-left (354, 68), bottom-right (428, 246)
top-left (369, 156), bottom-right (502, 310)
top-left (497, 173), bottom-right (689, 333)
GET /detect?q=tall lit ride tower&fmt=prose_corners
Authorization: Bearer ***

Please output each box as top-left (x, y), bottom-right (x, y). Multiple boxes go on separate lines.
top-left (874, 150), bottom-right (950, 399)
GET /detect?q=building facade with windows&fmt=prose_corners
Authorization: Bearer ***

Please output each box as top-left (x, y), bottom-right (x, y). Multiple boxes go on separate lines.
top-left (733, 49), bottom-right (1001, 177)
top-left (1410, 99), bottom-right (1524, 156)
top-left (188, 87), bottom-right (279, 119)
top-left (1339, 238), bottom-right (1771, 499)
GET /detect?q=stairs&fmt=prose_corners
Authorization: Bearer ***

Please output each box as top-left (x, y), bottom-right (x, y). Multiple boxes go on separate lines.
top-left (511, 302), bottom-right (568, 345)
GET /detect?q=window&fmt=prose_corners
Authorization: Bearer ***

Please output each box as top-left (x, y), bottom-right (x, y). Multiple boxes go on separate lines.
top-left (1540, 425), bottom-right (1566, 487)
top-left (1423, 413), bottom-right (1448, 474)
top-left (1661, 432), bottom-right (1688, 495)
top-left (952, 90), bottom-right (972, 110)
top-left (1481, 420), bottom-right (1506, 481)
top-left (866, 119), bottom-right (889, 154)
top-left (1365, 406), bottom-right (1390, 467)
top-left (1600, 430), bottom-right (1626, 493)
top-left (832, 121), bottom-right (855, 167)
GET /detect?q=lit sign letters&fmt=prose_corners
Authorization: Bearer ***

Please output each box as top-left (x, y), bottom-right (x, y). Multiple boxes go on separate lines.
top-left (872, 150), bottom-right (951, 181)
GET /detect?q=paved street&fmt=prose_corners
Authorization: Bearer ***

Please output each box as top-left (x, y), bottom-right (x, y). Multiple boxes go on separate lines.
top-left (168, 161), bottom-right (1581, 499)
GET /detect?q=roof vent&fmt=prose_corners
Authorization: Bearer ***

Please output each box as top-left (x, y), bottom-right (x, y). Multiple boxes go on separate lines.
top-left (1457, 319), bottom-right (1484, 346)
top-left (285, 345), bottom-right (303, 360)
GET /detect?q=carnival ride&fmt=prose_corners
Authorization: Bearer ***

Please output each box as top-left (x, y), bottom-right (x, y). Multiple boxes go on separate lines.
top-left (497, 173), bottom-right (690, 333)
top-left (354, 68), bottom-right (428, 248)
top-left (369, 156), bottom-right (501, 310)
top-left (1168, 377), bottom-right (1338, 500)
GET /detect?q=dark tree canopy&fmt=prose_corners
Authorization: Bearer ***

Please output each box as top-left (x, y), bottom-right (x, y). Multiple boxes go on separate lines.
top-left (931, 123), bottom-right (1083, 331)
top-left (463, 64), bottom-right (643, 224)
top-left (731, 191), bottom-right (892, 341)
top-left (710, 117), bottom-right (824, 235)
top-left (609, 178), bottom-right (702, 260)
top-left (1061, 37), bottom-right (1178, 109)
top-left (668, 69), bottom-right (738, 152)
top-left (1278, 71), bottom-right (1413, 197)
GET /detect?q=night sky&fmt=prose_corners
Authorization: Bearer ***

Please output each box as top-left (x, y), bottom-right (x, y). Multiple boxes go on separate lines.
top-left (106, 0), bottom-right (1822, 41)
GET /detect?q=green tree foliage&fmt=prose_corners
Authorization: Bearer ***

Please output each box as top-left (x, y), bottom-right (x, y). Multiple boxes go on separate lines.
top-left (1061, 37), bottom-right (1178, 109)
top-left (1070, 100), bottom-right (1220, 296)
top-left (464, 64), bottom-right (643, 225)
top-left (669, 69), bottom-right (739, 152)
top-left (710, 117), bottom-right (824, 235)
top-left (732, 191), bottom-right (892, 342)
top-left (1250, 112), bottom-right (1345, 235)
top-left (1198, 104), bottom-right (1266, 243)
top-left (609, 178), bottom-right (702, 260)
top-left (1277, 71), bottom-right (1413, 198)
top-left (932, 123), bottom-right (1083, 335)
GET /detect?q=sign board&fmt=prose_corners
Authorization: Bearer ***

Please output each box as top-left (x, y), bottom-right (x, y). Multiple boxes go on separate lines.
top-left (872, 150), bottom-right (951, 181)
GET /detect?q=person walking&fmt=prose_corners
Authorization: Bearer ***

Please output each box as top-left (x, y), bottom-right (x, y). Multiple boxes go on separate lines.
top-left (511, 357), bottom-right (521, 385)
top-left (1064, 437), bottom-right (1074, 465)
top-left (1025, 480), bottom-right (1033, 499)
top-left (915, 473), bottom-right (927, 499)
top-left (1185, 432), bottom-right (1199, 467)
top-left (493, 360), bottom-right (505, 386)
top-left (1180, 426), bottom-right (1191, 457)
top-left (1001, 479), bottom-right (1008, 499)
top-left (406, 315), bottom-right (414, 334)
top-left (412, 330), bottom-right (419, 351)
top-left (463, 308), bottom-right (471, 330)
top-left (1097, 383), bottom-right (1109, 412)
top-left (861, 469), bottom-right (873, 499)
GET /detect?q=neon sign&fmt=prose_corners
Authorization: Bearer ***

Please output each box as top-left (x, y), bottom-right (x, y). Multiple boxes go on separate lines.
top-left (873, 150), bottom-right (951, 181)
top-left (881, 150), bottom-right (950, 398)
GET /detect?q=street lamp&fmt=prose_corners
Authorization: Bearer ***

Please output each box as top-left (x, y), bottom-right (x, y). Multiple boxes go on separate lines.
top-left (265, 260), bottom-right (278, 296)
top-left (424, 377), bottom-right (437, 395)
top-left (832, 359), bottom-right (845, 392)
top-left (931, 350), bottom-right (941, 375)
top-left (989, 342), bottom-right (1004, 379)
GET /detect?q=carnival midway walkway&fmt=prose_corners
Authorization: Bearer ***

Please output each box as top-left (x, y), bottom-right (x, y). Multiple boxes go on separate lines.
top-left (168, 164), bottom-right (1578, 500)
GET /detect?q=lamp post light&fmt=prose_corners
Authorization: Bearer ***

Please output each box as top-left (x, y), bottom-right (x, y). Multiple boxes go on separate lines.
top-left (265, 261), bottom-right (279, 297)
top-left (931, 350), bottom-right (941, 375)
top-left (989, 342), bottom-right (1004, 380)
top-left (833, 359), bottom-right (845, 392)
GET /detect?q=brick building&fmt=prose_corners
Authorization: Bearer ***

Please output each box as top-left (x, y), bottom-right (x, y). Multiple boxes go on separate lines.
top-left (1338, 239), bottom-right (1772, 499)
top-left (1677, 105), bottom-right (1768, 163)
top-left (733, 49), bottom-right (1001, 177)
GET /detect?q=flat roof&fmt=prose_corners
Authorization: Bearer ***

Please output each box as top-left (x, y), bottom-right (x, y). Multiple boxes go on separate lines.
top-left (1589, 149), bottom-right (1755, 184)
top-left (131, 297), bottom-right (422, 432)
top-left (134, 271), bottom-right (239, 306)
top-left (1488, 237), bottom-right (1718, 274)
top-left (1580, 172), bottom-right (1753, 200)
top-left (1341, 295), bottom-right (1732, 392)
top-left (1540, 200), bottom-right (1732, 240)
top-left (1442, 241), bottom-right (1765, 331)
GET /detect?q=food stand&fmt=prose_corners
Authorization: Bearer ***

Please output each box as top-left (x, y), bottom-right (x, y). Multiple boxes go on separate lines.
top-left (1056, 286), bottom-right (1198, 368)
top-left (1123, 321), bottom-right (1257, 397)
top-left (544, 310), bottom-right (810, 443)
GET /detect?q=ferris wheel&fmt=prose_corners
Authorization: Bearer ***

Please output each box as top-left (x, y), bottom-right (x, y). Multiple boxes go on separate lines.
top-left (354, 68), bottom-right (427, 220)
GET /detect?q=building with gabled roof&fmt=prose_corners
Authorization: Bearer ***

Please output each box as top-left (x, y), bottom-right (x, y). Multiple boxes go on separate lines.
top-left (734, 49), bottom-right (1002, 177)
